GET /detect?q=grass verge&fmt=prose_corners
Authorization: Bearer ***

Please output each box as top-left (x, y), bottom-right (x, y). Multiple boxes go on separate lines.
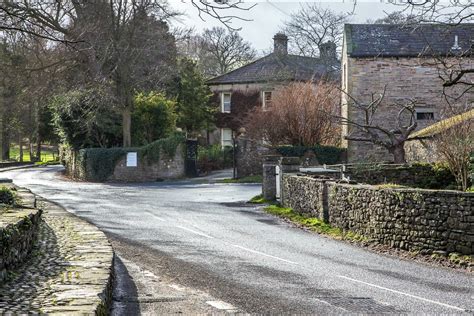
top-left (219, 175), bottom-right (262, 184)
top-left (248, 194), bottom-right (268, 204)
top-left (263, 204), bottom-right (367, 242)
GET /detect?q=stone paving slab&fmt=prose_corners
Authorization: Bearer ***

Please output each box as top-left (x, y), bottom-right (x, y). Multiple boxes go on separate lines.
top-left (0, 190), bottom-right (114, 314)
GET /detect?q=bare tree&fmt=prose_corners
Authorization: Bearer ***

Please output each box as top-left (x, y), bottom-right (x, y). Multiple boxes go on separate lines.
top-left (339, 87), bottom-right (420, 164)
top-left (283, 4), bottom-right (350, 58)
top-left (199, 26), bottom-right (256, 77)
top-left (0, 1), bottom-right (255, 147)
top-left (432, 111), bottom-right (473, 191)
top-left (244, 82), bottom-right (340, 147)
top-left (369, 11), bottom-right (420, 24)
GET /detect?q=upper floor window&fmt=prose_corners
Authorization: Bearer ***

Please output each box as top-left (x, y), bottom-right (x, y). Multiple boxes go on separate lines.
top-left (221, 92), bottom-right (231, 113)
top-left (262, 91), bottom-right (272, 109)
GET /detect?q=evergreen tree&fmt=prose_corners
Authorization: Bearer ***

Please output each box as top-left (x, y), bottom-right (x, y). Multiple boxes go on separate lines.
top-left (176, 58), bottom-right (214, 138)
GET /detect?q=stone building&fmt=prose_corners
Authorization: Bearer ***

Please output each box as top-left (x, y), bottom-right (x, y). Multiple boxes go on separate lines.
top-left (207, 33), bottom-right (339, 147)
top-left (341, 23), bottom-right (474, 162)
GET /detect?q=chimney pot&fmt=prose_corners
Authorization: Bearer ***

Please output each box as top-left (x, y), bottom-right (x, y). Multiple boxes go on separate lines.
top-left (273, 33), bottom-right (288, 55)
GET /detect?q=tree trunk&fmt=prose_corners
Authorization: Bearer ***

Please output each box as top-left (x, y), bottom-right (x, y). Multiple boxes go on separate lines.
top-left (18, 135), bottom-right (23, 162)
top-left (36, 138), bottom-right (41, 162)
top-left (391, 145), bottom-right (406, 164)
top-left (122, 107), bottom-right (132, 147)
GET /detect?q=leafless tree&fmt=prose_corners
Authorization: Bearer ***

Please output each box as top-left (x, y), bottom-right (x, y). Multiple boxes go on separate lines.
top-left (369, 11), bottom-right (420, 24)
top-left (339, 86), bottom-right (421, 164)
top-left (282, 3), bottom-right (350, 58)
top-left (199, 26), bottom-right (256, 78)
top-left (244, 82), bottom-right (340, 147)
top-left (0, 1), bottom-right (255, 147)
top-left (432, 111), bottom-right (473, 191)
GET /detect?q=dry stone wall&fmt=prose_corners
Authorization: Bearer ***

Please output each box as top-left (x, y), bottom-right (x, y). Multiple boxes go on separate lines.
top-left (282, 174), bottom-right (474, 255)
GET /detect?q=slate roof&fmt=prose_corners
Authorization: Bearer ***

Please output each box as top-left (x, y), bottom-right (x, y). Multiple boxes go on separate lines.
top-left (207, 53), bottom-right (339, 85)
top-left (345, 23), bottom-right (474, 57)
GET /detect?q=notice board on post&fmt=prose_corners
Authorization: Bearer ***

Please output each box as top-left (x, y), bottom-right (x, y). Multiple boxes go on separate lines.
top-left (126, 152), bottom-right (138, 167)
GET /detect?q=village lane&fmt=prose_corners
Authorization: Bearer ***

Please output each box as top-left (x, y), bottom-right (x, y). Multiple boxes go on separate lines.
top-left (3, 166), bottom-right (473, 314)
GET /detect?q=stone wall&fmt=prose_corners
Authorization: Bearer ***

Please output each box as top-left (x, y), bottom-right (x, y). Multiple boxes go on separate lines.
top-left (405, 138), bottom-right (440, 163)
top-left (282, 174), bottom-right (474, 255)
top-left (235, 137), bottom-right (271, 178)
top-left (0, 193), bottom-right (42, 283)
top-left (109, 145), bottom-right (185, 182)
top-left (341, 55), bottom-right (474, 163)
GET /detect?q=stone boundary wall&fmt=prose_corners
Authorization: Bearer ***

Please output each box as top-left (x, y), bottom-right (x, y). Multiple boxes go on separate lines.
top-left (0, 206), bottom-right (42, 283)
top-left (282, 174), bottom-right (474, 255)
top-left (235, 137), bottom-right (271, 178)
top-left (110, 144), bottom-right (185, 182)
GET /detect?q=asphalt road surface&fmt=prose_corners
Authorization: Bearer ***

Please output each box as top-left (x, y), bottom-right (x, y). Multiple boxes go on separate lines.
top-left (3, 166), bottom-right (473, 314)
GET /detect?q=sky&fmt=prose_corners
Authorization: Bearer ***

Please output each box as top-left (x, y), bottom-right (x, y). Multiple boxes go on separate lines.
top-left (170, 1), bottom-right (401, 53)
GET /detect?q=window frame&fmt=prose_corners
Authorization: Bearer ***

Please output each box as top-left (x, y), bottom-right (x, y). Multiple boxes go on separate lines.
top-left (221, 92), bottom-right (232, 113)
top-left (221, 128), bottom-right (233, 148)
top-left (262, 91), bottom-right (273, 110)
top-left (415, 108), bottom-right (435, 121)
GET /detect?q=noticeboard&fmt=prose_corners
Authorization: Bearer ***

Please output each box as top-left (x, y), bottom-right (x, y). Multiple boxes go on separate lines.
top-left (126, 152), bottom-right (138, 167)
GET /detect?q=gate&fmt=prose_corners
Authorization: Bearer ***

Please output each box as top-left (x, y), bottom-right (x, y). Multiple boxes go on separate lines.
top-left (185, 139), bottom-right (198, 177)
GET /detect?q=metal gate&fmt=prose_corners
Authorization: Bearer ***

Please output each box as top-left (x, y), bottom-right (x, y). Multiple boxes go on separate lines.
top-left (275, 165), bottom-right (281, 199)
top-left (185, 139), bottom-right (198, 177)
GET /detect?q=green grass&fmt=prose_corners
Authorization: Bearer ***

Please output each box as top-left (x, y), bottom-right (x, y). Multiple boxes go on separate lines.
top-left (7, 146), bottom-right (57, 163)
top-left (219, 175), bottom-right (263, 184)
top-left (263, 204), bottom-right (368, 241)
top-left (248, 194), bottom-right (268, 204)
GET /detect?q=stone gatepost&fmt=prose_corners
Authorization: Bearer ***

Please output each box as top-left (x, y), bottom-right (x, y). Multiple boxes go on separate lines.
top-left (278, 157), bottom-right (301, 203)
top-left (262, 155), bottom-right (281, 201)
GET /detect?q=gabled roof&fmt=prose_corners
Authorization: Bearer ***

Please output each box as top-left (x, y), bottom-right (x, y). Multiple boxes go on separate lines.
top-left (207, 53), bottom-right (339, 85)
top-left (344, 23), bottom-right (474, 58)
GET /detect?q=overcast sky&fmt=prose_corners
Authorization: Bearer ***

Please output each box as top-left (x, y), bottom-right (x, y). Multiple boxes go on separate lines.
top-left (170, 1), bottom-right (401, 53)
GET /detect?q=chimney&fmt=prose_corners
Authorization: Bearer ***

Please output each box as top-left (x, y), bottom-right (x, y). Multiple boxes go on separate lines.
top-left (273, 33), bottom-right (288, 55)
top-left (319, 41), bottom-right (337, 62)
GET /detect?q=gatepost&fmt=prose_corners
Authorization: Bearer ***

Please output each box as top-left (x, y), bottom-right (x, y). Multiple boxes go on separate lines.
top-left (262, 155), bottom-right (281, 201)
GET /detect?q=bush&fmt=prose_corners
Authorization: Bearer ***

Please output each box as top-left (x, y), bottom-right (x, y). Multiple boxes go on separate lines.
top-left (197, 145), bottom-right (233, 173)
top-left (0, 186), bottom-right (15, 205)
top-left (276, 145), bottom-right (345, 165)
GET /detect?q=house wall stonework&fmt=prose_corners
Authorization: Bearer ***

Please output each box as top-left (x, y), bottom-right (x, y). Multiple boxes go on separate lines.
top-left (342, 56), bottom-right (474, 162)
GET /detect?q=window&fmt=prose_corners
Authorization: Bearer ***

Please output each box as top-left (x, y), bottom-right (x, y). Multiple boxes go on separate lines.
top-left (415, 108), bottom-right (435, 121)
top-left (221, 128), bottom-right (233, 147)
top-left (416, 112), bottom-right (434, 120)
top-left (262, 91), bottom-right (272, 109)
top-left (221, 93), bottom-right (231, 113)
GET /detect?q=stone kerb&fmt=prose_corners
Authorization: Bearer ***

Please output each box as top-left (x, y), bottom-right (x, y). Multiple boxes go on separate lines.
top-left (282, 174), bottom-right (474, 255)
top-left (0, 187), bottom-right (115, 314)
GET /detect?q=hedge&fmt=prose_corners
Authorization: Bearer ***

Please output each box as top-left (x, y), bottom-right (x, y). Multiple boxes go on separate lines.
top-left (275, 145), bottom-right (345, 165)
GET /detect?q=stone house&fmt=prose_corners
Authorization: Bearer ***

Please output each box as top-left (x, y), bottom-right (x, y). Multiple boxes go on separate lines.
top-left (341, 24), bottom-right (474, 162)
top-left (207, 33), bottom-right (339, 147)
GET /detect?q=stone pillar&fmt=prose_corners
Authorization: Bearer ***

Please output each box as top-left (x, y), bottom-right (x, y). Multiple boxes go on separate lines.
top-left (262, 155), bottom-right (280, 201)
top-left (279, 157), bottom-right (300, 204)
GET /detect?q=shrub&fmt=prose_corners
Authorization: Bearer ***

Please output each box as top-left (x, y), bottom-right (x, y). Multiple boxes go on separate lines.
top-left (0, 186), bottom-right (15, 205)
top-left (276, 145), bottom-right (345, 165)
top-left (197, 144), bottom-right (233, 173)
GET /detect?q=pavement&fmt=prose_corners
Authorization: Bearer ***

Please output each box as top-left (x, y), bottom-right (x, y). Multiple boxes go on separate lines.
top-left (3, 165), bottom-right (474, 314)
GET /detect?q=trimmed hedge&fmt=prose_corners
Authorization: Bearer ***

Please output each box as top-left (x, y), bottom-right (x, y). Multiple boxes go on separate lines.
top-left (276, 145), bottom-right (345, 165)
top-left (66, 133), bottom-right (185, 182)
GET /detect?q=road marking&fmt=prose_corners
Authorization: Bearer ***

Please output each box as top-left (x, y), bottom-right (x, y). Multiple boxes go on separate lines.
top-left (337, 275), bottom-right (466, 312)
top-left (230, 244), bottom-right (299, 265)
top-left (206, 300), bottom-right (238, 310)
top-left (175, 225), bottom-right (214, 239)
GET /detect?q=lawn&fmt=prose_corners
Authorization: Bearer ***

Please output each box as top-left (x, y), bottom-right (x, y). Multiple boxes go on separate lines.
top-left (7, 146), bottom-right (58, 163)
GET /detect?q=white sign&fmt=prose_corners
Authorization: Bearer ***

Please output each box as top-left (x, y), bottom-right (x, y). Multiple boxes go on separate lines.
top-left (126, 152), bottom-right (138, 167)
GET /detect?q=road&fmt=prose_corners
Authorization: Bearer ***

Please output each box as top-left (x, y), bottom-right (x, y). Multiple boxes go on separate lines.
top-left (3, 166), bottom-right (473, 314)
